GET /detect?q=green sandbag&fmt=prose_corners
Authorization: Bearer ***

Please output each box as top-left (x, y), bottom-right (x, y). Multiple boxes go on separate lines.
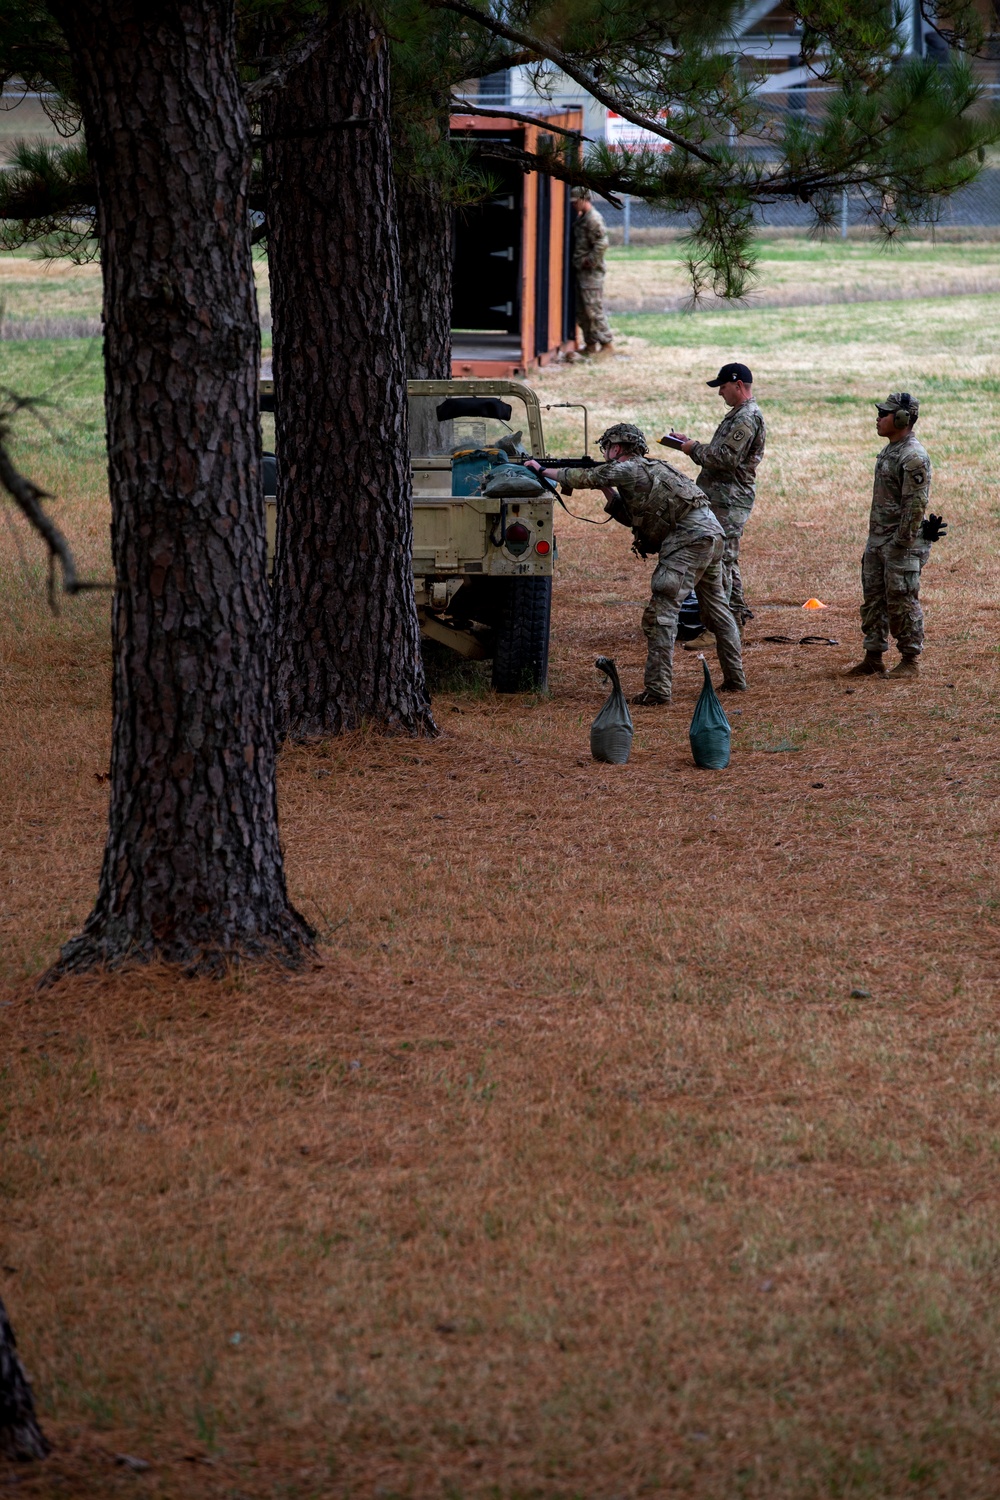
top-left (590, 657), bottom-right (633, 764)
top-left (482, 462), bottom-right (546, 498)
top-left (689, 658), bottom-right (731, 769)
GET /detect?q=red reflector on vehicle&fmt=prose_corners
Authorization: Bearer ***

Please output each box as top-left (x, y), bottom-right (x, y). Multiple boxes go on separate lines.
top-left (535, 539), bottom-right (551, 555)
top-left (506, 522), bottom-right (530, 544)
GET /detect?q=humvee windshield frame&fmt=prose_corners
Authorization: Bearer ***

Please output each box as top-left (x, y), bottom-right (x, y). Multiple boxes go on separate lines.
top-left (407, 379), bottom-right (544, 459)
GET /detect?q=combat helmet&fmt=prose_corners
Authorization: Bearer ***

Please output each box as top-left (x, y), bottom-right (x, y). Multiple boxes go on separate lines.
top-left (876, 391), bottom-right (919, 428)
top-left (598, 422), bottom-right (648, 455)
top-left (570, 186), bottom-right (591, 201)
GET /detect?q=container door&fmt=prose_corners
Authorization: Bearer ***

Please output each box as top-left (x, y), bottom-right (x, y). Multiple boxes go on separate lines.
top-left (534, 171), bottom-right (551, 356)
top-left (451, 143), bottom-right (522, 334)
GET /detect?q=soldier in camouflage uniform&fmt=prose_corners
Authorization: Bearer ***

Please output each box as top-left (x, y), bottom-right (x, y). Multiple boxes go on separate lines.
top-left (847, 392), bottom-right (936, 678)
top-left (670, 361), bottom-right (765, 627)
top-left (570, 189), bottom-right (614, 356)
top-left (528, 423), bottom-right (745, 704)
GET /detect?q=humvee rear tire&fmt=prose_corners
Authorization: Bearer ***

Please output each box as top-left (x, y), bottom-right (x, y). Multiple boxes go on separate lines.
top-left (492, 575), bottom-right (551, 693)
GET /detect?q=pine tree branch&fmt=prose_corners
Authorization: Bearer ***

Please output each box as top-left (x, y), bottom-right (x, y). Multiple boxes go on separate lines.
top-left (0, 141), bottom-right (95, 224)
top-left (458, 48), bottom-right (538, 78)
top-left (0, 406), bottom-right (111, 612)
top-left (426, 0), bottom-right (723, 167)
top-left (451, 102), bottom-right (590, 140)
top-left (471, 138), bottom-right (628, 202)
top-left (244, 12), bottom-right (333, 107)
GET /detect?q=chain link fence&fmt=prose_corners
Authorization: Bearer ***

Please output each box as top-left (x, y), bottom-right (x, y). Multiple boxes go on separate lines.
top-left (604, 170), bottom-right (1000, 240)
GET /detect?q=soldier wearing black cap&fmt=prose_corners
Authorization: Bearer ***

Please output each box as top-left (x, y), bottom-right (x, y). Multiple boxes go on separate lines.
top-left (666, 361), bottom-right (766, 627)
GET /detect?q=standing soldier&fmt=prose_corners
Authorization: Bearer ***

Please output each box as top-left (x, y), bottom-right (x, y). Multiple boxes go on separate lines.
top-left (668, 361), bottom-right (765, 627)
top-left (527, 423), bottom-right (745, 704)
top-left (847, 391), bottom-right (943, 677)
top-left (570, 188), bottom-right (614, 358)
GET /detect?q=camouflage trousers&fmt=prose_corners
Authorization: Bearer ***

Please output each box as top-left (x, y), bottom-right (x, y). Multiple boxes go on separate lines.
top-left (641, 534), bottom-right (746, 701)
top-left (711, 503), bottom-right (752, 621)
top-left (576, 277), bottom-right (613, 348)
top-left (860, 539), bottom-right (930, 656)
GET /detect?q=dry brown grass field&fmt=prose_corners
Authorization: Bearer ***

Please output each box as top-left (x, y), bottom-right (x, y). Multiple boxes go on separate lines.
top-left (3, 245), bottom-right (1000, 1498)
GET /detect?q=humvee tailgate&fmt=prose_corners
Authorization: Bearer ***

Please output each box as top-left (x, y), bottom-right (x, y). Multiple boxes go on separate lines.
top-left (412, 495), bottom-right (497, 573)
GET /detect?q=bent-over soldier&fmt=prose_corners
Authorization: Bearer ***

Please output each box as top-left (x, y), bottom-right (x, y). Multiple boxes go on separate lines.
top-left (848, 391), bottom-right (941, 678)
top-left (570, 189), bottom-right (614, 357)
top-left (669, 361), bottom-right (765, 626)
top-left (528, 423), bottom-right (745, 704)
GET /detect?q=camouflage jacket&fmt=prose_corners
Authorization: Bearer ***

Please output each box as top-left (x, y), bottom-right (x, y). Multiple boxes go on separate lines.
top-left (687, 398), bottom-right (766, 515)
top-left (868, 432), bottom-right (932, 548)
top-left (571, 205), bottom-right (608, 284)
top-left (557, 455), bottom-right (721, 557)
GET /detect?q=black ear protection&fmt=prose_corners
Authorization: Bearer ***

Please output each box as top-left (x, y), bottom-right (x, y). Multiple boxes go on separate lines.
top-left (894, 392), bottom-right (912, 430)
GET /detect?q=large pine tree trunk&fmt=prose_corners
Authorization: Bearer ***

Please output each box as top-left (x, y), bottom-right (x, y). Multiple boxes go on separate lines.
top-left (397, 167), bottom-right (453, 379)
top-left (264, 6), bottom-right (435, 738)
top-left (49, 0), bottom-right (313, 973)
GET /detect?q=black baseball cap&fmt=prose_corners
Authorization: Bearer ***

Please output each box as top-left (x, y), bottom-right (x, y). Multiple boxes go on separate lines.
top-left (707, 362), bottom-right (753, 387)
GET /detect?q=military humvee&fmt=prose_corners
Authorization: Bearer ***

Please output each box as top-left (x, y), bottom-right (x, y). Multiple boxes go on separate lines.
top-left (261, 376), bottom-right (569, 693)
top-left (407, 378), bottom-right (557, 692)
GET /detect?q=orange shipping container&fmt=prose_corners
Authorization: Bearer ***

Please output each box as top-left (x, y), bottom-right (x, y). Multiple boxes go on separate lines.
top-left (449, 108), bottom-right (584, 378)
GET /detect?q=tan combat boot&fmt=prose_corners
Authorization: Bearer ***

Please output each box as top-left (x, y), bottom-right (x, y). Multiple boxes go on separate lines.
top-left (583, 343), bottom-right (600, 357)
top-left (888, 654), bottom-right (920, 677)
top-left (594, 342), bottom-right (616, 359)
top-left (845, 651), bottom-right (887, 677)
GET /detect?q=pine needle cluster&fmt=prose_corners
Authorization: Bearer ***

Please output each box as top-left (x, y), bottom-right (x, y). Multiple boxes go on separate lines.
top-left (0, 0), bottom-right (996, 297)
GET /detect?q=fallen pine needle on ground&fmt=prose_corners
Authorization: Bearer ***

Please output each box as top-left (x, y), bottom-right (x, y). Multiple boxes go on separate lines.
top-left (2, 244), bottom-right (1000, 1497)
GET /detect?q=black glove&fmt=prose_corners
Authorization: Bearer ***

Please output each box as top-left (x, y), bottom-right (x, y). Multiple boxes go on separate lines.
top-left (921, 513), bottom-right (947, 542)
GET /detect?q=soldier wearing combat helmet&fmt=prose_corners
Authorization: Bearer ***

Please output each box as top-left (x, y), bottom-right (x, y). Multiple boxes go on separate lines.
top-left (847, 391), bottom-right (946, 678)
top-left (527, 423), bottom-right (745, 704)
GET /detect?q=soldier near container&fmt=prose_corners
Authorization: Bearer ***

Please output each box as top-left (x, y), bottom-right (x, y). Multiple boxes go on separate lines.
top-left (527, 423), bottom-right (745, 704)
top-left (847, 391), bottom-right (943, 678)
top-left (667, 361), bottom-right (765, 627)
top-left (570, 188), bottom-right (614, 358)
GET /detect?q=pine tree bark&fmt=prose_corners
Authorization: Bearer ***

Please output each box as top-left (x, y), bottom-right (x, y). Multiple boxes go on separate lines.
top-left (0, 1298), bottom-right (49, 1462)
top-left (48, 0), bottom-right (313, 973)
top-left (397, 167), bottom-right (453, 379)
top-left (263, 6), bottom-right (435, 737)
